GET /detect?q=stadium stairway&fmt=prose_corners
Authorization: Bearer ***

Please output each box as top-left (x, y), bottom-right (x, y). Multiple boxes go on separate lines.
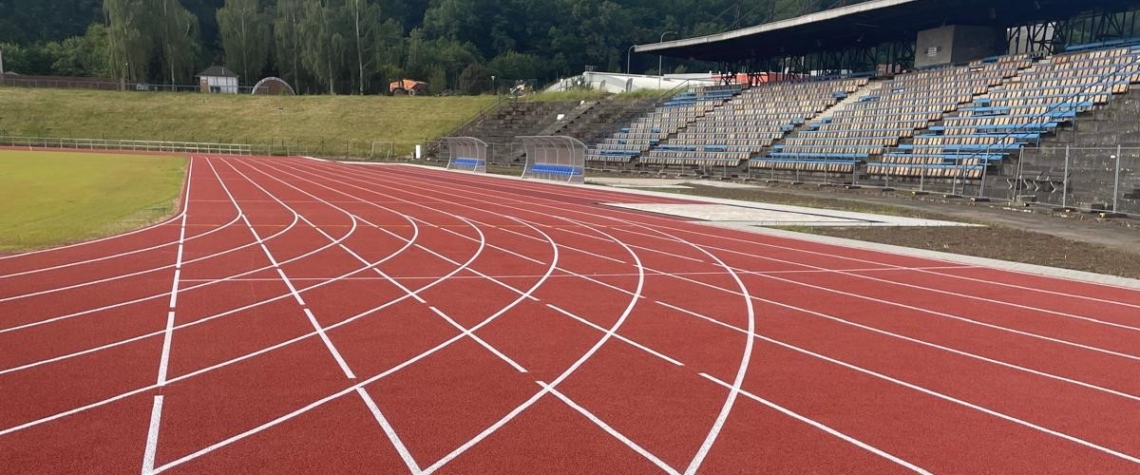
top-left (435, 100), bottom-right (583, 165)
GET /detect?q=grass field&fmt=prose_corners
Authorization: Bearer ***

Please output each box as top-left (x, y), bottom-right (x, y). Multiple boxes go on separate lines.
top-left (0, 88), bottom-right (497, 157)
top-left (0, 150), bottom-right (186, 252)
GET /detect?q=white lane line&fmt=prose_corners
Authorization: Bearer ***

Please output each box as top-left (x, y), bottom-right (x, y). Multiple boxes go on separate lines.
top-left (143, 157), bottom-right (195, 474)
top-left (211, 158), bottom-right (358, 379)
top-left (545, 304), bottom-right (683, 367)
top-left (358, 388), bottom-right (423, 474)
top-left (141, 395), bottom-right (164, 475)
top-left (368, 162), bottom-right (1140, 324)
top-left (664, 275), bottom-right (1140, 403)
top-left (420, 217), bottom-right (645, 475)
top-left (156, 311), bottom-right (176, 386)
top-left (0, 208), bottom-right (305, 336)
top-left (172, 266), bottom-right (979, 282)
top-left (305, 308), bottom-right (356, 379)
top-left (428, 306), bottom-right (527, 373)
top-left (0, 218), bottom-right (425, 436)
top-left (632, 229), bottom-right (755, 475)
top-left (254, 159), bottom-right (557, 384)
top-left (312, 159), bottom-right (1140, 462)
top-left (539, 382), bottom-right (681, 475)
top-left (658, 301), bottom-right (1140, 466)
top-left (699, 374), bottom-right (933, 474)
top-left (280, 160), bottom-right (1140, 394)
top-left (367, 162), bottom-right (1140, 462)
top-left (450, 228), bottom-right (1140, 408)
top-left (626, 223), bottom-right (1140, 326)
top-left (579, 226), bottom-right (1140, 366)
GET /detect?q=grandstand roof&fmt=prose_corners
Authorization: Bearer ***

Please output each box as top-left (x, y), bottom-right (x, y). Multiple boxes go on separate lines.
top-left (635, 0), bottom-right (1137, 62)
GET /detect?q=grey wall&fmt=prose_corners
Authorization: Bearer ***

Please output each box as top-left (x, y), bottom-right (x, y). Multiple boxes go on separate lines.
top-left (915, 25), bottom-right (1006, 68)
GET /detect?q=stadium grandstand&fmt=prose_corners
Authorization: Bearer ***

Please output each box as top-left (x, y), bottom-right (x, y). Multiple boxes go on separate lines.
top-left (587, 0), bottom-right (1140, 214)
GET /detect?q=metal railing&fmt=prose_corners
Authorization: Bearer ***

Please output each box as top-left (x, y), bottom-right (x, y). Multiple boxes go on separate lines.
top-left (0, 136), bottom-right (254, 155)
top-left (0, 135), bottom-right (419, 162)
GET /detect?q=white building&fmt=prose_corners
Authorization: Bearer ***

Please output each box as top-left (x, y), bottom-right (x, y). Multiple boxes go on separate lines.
top-left (196, 66), bottom-right (240, 94)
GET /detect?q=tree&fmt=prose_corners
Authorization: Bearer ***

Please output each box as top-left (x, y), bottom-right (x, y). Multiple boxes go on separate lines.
top-left (103, 0), bottom-right (150, 81)
top-left (45, 25), bottom-right (111, 77)
top-left (299, 0), bottom-right (347, 94)
top-left (426, 65), bottom-right (447, 95)
top-left (154, 0), bottom-right (202, 85)
top-left (488, 51), bottom-right (545, 83)
top-left (345, 0), bottom-right (382, 94)
top-left (457, 62), bottom-right (489, 95)
top-left (274, 0), bottom-right (305, 91)
top-left (217, 0), bottom-right (272, 85)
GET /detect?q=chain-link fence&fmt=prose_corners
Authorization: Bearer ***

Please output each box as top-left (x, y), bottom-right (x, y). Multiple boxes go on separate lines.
top-left (732, 146), bottom-right (1139, 216)
top-left (1010, 145), bottom-right (1139, 215)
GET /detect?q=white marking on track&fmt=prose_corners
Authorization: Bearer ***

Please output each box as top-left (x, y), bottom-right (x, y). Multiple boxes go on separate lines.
top-left (428, 306), bottom-right (527, 373)
top-left (140, 395), bottom-right (164, 475)
top-left (539, 382), bottom-right (681, 475)
top-left (545, 304), bottom-right (683, 366)
top-left (699, 373), bottom-right (933, 474)
top-left (357, 388), bottom-right (423, 474)
top-left (420, 217), bottom-right (645, 474)
top-left (305, 308), bottom-right (355, 379)
top-left (659, 301), bottom-right (1140, 466)
top-left (156, 311), bottom-right (176, 386)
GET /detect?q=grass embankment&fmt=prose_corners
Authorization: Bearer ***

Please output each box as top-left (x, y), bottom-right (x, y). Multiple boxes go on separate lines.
top-left (0, 88), bottom-right (497, 157)
top-left (0, 150), bottom-right (185, 252)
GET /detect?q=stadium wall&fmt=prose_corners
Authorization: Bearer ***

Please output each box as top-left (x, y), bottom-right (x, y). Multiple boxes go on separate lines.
top-left (916, 25), bottom-right (1007, 68)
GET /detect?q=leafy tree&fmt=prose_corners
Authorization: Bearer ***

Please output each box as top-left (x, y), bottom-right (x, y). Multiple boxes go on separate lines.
top-left (426, 64), bottom-right (447, 95)
top-left (45, 25), bottom-right (111, 77)
top-left (345, 0), bottom-right (383, 94)
top-left (299, 0), bottom-right (347, 94)
top-left (273, 0), bottom-right (305, 91)
top-left (457, 61), bottom-right (489, 95)
top-left (487, 51), bottom-right (545, 82)
top-left (5, 0), bottom-right (891, 93)
top-left (217, 0), bottom-right (272, 84)
top-left (153, 0), bottom-right (201, 85)
top-left (103, 0), bottom-right (150, 81)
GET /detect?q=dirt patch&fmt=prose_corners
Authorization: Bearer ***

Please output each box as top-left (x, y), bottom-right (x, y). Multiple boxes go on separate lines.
top-left (785, 226), bottom-right (1140, 279)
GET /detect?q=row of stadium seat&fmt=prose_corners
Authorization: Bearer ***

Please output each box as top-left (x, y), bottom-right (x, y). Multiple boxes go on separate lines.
top-left (897, 45), bottom-right (1140, 170)
top-left (589, 41), bottom-right (1140, 179)
top-left (643, 77), bottom-right (867, 167)
top-left (587, 85), bottom-right (743, 163)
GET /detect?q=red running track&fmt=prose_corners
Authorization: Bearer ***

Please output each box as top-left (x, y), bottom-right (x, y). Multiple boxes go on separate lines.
top-left (3, 156), bottom-right (1140, 475)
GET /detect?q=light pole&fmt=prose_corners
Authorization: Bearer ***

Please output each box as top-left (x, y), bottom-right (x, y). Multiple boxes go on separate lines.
top-left (491, 75), bottom-right (496, 95)
top-left (658, 31), bottom-right (676, 89)
top-left (626, 45), bottom-right (636, 75)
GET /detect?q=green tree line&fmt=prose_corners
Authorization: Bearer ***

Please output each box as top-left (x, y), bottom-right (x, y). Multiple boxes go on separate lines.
top-left (0, 0), bottom-right (865, 94)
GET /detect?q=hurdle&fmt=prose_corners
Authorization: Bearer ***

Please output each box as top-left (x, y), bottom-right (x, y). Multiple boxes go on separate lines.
top-left (442, 137), bottom-right (489, 173)
top-left (518, 136), bottom-right (586, 184)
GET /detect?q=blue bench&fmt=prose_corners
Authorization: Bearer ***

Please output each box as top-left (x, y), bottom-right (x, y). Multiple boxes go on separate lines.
top-left (452, 157), bottom-right (484, 167)
top-left (530, 164), bottom-right (583, 176)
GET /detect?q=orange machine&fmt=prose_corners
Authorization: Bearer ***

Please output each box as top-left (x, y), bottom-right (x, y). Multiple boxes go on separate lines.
top-left (389, 79), bottom-right (428, 95)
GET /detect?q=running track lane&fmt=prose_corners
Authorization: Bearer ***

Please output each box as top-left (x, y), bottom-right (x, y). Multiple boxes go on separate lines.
top-left (2, 156), bottom-right (1140, 474)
